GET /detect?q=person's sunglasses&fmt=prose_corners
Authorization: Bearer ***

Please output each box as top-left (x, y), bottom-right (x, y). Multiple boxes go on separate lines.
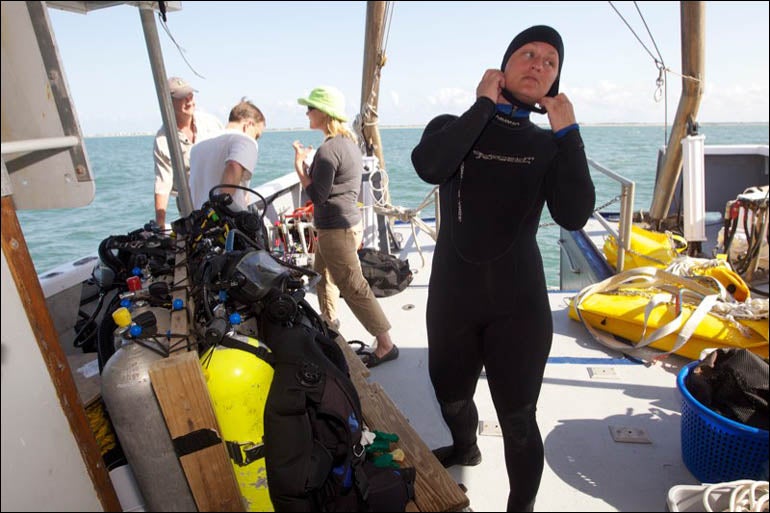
top-left (307, 106), bottom-right (317, 113)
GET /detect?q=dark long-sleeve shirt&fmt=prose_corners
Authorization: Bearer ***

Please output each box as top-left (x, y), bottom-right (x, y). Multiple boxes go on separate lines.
top-left (306, 135), bottom-right (362, 229)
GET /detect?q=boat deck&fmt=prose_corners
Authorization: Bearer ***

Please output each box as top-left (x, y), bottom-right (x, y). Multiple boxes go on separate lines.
top-left (315, 221), bottom-right (699, 512)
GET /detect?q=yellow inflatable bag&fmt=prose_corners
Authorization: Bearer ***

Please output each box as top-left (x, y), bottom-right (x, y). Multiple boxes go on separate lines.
top-left (604, 225), bottom-right (687, 269)
top-left (569, 266), bottom-right (768, 361)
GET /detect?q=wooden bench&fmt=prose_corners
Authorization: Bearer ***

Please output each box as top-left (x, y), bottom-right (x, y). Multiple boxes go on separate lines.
top-left (334, 335), bottom-right (470, 512)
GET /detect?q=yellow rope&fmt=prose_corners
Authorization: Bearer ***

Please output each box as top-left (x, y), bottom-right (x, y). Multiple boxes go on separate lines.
top-left (86, 399), bottom-right (117, 456)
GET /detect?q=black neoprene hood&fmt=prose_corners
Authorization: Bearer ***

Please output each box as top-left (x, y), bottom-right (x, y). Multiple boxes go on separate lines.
top-left (501, 25), bottom-right (564, 97)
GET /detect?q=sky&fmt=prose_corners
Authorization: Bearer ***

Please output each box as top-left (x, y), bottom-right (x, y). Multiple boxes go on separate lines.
top-left (45, 1), bottom-right (769, 136)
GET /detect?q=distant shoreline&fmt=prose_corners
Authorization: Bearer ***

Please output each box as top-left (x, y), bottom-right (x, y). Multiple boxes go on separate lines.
top-left (86, 121), bottom-right (769, 138)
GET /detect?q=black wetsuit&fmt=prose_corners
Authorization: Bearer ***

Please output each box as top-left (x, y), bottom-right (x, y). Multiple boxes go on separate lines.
top-left (411, 97), bottom-right (595, 511)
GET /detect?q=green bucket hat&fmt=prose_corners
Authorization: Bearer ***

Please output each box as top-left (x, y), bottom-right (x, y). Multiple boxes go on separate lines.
top-left (297, 86), bottom-right (348, 122)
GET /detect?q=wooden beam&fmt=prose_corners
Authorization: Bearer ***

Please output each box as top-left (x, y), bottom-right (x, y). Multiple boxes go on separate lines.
top-left (360, 1), bottom-right (388, 169)
top-left (1, 195), bottom-right (121, 511)
top-left (149, 351), bottom-right (245, 512)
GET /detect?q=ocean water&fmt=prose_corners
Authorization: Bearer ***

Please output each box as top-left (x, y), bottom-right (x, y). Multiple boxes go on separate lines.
top-left (16, 123), bottom-right (769, 288)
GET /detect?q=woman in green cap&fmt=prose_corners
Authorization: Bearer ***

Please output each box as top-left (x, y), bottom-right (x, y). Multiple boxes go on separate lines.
top-left (292, 85), bottom-right (398, 368)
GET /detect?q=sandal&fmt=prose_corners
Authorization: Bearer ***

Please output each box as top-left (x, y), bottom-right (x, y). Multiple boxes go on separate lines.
top-left (359, 344), bottom-right (399, 368)
top-left (348, 340), bottom-right (369, 356)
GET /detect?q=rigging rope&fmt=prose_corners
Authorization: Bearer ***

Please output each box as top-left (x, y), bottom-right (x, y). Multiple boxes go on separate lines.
top-left (363, 158), bottom-right (439, 267)
top-left (609, 1), bottom-right (665, 68)
top-left (382, 2), bottom-right (395, 56)
top-left (608, 0), bottom-right (669, 143)
top-left (157, 11), bottom-right (205, 79)
top-left (607, 1), bottom-right (702, 146)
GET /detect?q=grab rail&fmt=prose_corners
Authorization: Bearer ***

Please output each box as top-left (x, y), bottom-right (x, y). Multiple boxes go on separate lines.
top-left (586, 158), bottom-right (635, 273)
top-left (1, 136), bottom-right (80, 155)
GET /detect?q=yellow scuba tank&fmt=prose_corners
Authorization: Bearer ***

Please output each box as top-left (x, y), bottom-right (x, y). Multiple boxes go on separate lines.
top-left (201, 334), bottom-right (275, 512)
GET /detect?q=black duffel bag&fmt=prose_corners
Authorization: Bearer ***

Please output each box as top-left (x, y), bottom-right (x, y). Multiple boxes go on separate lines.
top-left (357, 248), bottom-right (413, 298)
top-left (685, 348), bottom-right (769, 430)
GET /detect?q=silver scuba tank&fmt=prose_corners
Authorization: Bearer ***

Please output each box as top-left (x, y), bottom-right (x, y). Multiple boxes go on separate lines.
top-left (101, 306), bottom-right (198, 512)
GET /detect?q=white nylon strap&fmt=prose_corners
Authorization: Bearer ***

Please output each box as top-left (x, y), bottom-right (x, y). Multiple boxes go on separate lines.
top-left (654, 293), bottom-right (720, 360)
top-left (639, 292), bottom-right (683, 347)
top-left (573, 266), bottom-right (725, 363)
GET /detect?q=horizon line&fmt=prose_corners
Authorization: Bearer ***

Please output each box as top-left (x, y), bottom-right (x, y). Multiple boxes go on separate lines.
top-left (86, 120), bottom-right (770, 138)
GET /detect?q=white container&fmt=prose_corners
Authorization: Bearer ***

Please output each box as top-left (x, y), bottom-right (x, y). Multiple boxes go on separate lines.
top-left (681, 134), bottom-right (707, 242)
top-left (361, 156), bottom-right (380, 250)
top-left (109, 464), bottom-right (146, 512)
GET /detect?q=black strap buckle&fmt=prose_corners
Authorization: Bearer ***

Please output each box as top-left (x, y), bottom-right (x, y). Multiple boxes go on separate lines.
top-left (226, 440), bottom-right (265, 466)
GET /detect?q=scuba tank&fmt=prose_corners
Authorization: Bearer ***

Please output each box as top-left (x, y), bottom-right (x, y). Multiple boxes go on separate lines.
top-left (201, 333), bottom-right (275, 512)
top-left (101, 306), bottom-right (198, 512)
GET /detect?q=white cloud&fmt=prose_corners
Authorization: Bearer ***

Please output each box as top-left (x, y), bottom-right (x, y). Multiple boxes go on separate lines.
top-left (390, 90), bottom-right (400, 107)
top-left (699, 80), bottom-right (770, 123)
top-left (427, 88), bottom-right (475, 108)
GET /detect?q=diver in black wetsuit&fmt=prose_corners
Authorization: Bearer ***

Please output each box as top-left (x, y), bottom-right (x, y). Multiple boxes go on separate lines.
top-left (411, 26), bottom-right (595, 512)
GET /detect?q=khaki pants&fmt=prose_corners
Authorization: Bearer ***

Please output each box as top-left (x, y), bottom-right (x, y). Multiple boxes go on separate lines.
top-left (314, 221), bottom-right (391, 336)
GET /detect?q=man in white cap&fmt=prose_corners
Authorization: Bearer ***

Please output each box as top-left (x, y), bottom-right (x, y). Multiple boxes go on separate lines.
top-left (153, 76), bottom-right (223, 228)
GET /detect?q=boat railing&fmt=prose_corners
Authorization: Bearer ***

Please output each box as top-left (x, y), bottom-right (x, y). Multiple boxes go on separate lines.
top-left (586, 157), bottom-right (636, 273)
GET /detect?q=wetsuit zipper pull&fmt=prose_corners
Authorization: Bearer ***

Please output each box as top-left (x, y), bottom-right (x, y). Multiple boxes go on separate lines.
top-left (457, 162), bottom-right (464, 223)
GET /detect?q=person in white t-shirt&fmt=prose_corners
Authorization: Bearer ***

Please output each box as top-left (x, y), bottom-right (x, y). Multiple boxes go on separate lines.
top-left (153, 76), bottom-right (223, 228)
top-left (189, 99), bottom-right (265, 210)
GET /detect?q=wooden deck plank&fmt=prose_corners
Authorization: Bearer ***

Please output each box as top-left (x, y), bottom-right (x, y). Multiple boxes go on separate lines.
top-left (335, 336), bottom-right (470, 512)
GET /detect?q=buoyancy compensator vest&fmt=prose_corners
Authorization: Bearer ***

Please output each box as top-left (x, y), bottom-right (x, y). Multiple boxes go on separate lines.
top-left (259, 302), bottom-right (416, 512)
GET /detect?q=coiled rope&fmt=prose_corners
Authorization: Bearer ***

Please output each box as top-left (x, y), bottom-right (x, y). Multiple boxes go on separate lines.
top-left (700, 480), bottom-right (769, 512)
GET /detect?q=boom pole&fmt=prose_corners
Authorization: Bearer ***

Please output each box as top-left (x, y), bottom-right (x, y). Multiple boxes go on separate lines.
top-left (360, 1), bottom-right (392, 252)
top-left (649, 1), bottom-right (705, 226)
top-left (360, 1), bottom-right (387, 170)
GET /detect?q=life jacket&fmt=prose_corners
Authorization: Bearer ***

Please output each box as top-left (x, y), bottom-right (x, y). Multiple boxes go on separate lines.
top-left (260, 315), bottom-right (415, 512)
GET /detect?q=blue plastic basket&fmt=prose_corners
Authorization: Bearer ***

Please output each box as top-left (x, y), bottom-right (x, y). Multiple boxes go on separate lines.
top-left (677, 361), bottom-right (769, 483)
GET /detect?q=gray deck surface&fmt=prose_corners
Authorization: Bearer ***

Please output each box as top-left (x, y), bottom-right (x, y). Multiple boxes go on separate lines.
top-left (305, 221), bottom-right (700, 512)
